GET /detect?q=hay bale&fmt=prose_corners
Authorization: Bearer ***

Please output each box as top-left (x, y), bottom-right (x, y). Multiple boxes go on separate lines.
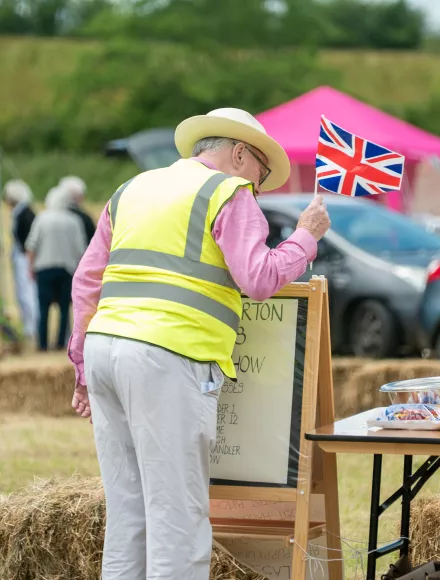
top-left (2, 352), bottom-right (440, 419)
top-left (0, 354), bottom-right (74, 416)
top-left (410, 497), bottom-right (440, 567)
top-left (0, 477), bottom-right (105, 580)
top-left (332, 357), bottom-right (370, 417)
top-left (0, 353), bottom-right (371, 418)
top-left (335, 360), bottom-right (440, 418)
top-left (0, 477), bottom-right (259, 580)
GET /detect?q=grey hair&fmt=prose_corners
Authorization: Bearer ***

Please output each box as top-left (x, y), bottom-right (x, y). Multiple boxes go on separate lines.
top-left (192, 137), bottom-right (235, 157)
top-left (59, 175), bottom-right (86, 199)
top-left (3, 179), bottom-right (33, 205)
top-left (45, 186), bottom-right (72, 210)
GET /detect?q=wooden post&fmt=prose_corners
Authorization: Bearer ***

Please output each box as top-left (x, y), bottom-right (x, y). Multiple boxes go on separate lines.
top-left (318, 278), bottom-right (343, 580)
top-left (291, 278), bottom-right (324, 580)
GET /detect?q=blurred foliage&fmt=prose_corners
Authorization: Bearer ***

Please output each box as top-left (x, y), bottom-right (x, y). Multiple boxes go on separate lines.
top-left (0, 151), bottom-right (137, 201)
top-left (1, 36), bottom-right (440, 154)
top-left (0, 0), bottom-right (438, 156)
top-left (319, 0), bottom-right (424, 49)
top-left (0, 0), bottom-right (427, 50)
top-left (0, 39), bottom-right (339, 152)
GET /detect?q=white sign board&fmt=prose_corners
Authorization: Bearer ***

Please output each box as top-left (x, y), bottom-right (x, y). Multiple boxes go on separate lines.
top-left (210, 297), bottom-right (299, 485)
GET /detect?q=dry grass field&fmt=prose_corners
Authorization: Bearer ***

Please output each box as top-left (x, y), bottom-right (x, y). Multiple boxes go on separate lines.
top-left (1, 412), bottom-right (440, 579)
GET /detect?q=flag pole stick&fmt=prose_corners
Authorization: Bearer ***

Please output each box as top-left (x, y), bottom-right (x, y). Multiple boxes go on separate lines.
top-left (309, 173), bottom-right (318, 271)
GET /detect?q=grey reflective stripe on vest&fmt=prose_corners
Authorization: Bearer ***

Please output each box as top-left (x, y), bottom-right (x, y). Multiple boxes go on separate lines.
top-left (110, 177), bottom-right (135, 228)
top-left (108, 248), bottom-right (238, 291)
top-left (100, 282), bottom-right (240, 331)
top-left (184, 172), bottom-right (231, 261)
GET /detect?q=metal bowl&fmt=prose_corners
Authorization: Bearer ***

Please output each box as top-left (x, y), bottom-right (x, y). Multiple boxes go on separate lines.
top-left (380, 377), bottom-right (440, 405)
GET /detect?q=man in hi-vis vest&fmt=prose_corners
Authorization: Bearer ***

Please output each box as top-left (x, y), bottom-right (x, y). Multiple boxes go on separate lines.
top-left (68, 108), bottom-right (330, 580)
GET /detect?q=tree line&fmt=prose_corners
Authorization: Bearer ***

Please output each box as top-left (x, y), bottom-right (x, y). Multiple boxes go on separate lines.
top-left (0, 0), bottom-right (429, 50)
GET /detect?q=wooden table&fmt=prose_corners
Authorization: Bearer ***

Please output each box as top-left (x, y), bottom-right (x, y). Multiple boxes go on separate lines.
top-left (306, 410), bottom-right (440, 580)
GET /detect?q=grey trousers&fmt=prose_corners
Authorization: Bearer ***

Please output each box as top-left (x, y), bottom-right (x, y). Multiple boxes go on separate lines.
top-left (84, 334), bottom-right (222, 580)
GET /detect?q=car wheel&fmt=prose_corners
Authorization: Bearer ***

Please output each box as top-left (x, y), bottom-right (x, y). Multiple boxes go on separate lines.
top-left (349, 300), bottom-right (398, 358)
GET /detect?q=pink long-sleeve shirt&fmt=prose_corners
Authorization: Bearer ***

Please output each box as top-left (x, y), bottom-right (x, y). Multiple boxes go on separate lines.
top-left (68, 159), bottom-right (317, 386)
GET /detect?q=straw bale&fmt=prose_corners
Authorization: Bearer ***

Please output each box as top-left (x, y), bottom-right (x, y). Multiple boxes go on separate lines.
top-left (0, 354), bottom-right (74, 416)
top-left (335, 359), bottom-right (440, 418)
top-left (410, 496), bottom-right (440, 567)
top-left (2, 353), bottom-right (440, 419)
top-left (0, 477), bottom-right (260, 580)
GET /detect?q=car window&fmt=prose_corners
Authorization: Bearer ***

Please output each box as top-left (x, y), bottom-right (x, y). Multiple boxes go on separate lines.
top-left (292, 200), bottom-right (440, 254)
top-left (265, 212), bottom-right (296, 248)
top-left (264, 211), bottom-right (340, 262)
top-left (316, 238), bottom-right (342, 262)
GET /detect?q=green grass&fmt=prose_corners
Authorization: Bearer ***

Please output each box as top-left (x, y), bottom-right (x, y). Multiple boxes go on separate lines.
top-left (0, 39), bottom-right (439, 204)
top-left (1, 414), bottom-right (440, 578)
top-left (0, 36), bottom-right (99, 124)
top-left (321, 50), bottom-right (440, 112)
top-left (0, 414), bottom-right (99, 494)
top-left (1, 37), bottom-right (439, 119)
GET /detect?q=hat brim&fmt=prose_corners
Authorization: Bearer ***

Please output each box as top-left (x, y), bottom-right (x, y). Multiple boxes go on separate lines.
top-left (174, 115), bottom-right (290, 192)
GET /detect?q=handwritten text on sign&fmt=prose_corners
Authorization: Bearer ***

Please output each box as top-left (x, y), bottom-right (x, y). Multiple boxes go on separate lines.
top-left (210, 298), bottom-right (299, 485)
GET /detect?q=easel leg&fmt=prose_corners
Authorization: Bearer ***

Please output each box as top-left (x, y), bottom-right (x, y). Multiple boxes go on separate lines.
top-left (323, 451), bottom-right (343, 580)
top-left (367, 454), bottom-right (383, 580)
top-left (400, 455), bottom-right (413, 558)
top-left (291, 480), bottom-right (313, 580)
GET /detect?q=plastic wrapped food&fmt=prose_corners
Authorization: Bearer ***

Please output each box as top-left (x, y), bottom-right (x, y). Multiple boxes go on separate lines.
top-left (377, 404), bottom-right (440, 422)
top-left (380, 377), bottom-right (440, 406)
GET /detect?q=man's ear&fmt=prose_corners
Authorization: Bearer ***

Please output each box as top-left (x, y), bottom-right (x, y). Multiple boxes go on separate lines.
top-left (232, 142), bottom-right (245, 169)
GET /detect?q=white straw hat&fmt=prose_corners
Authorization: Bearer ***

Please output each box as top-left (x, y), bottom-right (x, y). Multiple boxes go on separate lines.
top-left (175, 108), bottom-right (290, 191)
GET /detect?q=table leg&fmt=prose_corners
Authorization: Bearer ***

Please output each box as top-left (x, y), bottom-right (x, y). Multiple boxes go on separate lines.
top-left (400, 455), bottom-right (413, 558)
top-left (367, 454), bottom-right (383, 580)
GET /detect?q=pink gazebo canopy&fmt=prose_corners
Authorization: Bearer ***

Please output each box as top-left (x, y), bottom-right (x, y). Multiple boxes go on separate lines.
top-left (257, 86), bottom-right (440, 164)
top-left (256, 86), bottom-right (440, 210)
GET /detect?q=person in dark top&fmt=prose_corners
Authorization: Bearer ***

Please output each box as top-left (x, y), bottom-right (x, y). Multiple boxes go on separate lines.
top-left (59, 176), bottom-right (96, 245)
top-left (2, 180), bottom-right (39, 342)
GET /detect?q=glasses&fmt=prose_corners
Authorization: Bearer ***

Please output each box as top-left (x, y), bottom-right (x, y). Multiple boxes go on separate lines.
top-left (232, 141), bottom-right (271, 186)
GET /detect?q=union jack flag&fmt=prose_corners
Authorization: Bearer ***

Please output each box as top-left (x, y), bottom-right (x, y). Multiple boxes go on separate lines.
top-left (316, 115), bottom-right (405, 197)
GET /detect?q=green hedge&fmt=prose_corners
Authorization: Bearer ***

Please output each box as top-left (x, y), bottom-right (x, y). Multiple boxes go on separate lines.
top-left (1, 38), bottom-right (440, 157)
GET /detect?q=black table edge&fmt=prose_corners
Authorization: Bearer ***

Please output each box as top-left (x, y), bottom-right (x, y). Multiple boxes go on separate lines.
top-left (305, 432), bottom-right (440, 446)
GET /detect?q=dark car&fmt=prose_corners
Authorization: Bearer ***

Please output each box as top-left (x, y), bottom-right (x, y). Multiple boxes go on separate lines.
top-left (105, 128), bottom-right (179, 170)
top-left (419, 259), bottom-right (440, 356)
top-left (258, 194), bottom-right (440, 358)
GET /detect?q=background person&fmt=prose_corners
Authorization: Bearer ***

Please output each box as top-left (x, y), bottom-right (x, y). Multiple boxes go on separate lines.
top-left (59, 175), bottom-right (96, 245)
top-left (2, 179), bottom-right (38, 345)
top-left (26, 186), bottom-right (87, 351)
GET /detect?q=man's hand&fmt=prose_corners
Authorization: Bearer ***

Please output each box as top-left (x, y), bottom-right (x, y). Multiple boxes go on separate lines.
top-left (72, 384), bottom-right (92, 422)
top-left (296, 195), bottom-right (331, 242)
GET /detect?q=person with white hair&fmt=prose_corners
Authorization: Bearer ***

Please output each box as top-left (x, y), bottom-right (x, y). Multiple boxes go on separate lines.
top-left (26, 186), bottom-right (87, 351)
top-left (69, 108), bottom-right (330, 580)
top-left (59, 175), bottom-right (96, 244)
top-left (2, 179), bottom-right (38, 342)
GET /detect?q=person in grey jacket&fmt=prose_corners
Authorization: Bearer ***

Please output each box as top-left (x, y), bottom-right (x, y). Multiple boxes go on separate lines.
top-left (59, 176), bottom-right (96, 245)
top-left (26, 186), bottom-right (87, 351)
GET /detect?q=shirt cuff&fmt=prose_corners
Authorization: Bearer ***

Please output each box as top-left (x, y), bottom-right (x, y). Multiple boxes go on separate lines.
top-left (67, 336), bottom-right (86, 387)
top-left (74, 362), bottom-right (86, 388)
top-left (291, 228), bottom-right (318, 262)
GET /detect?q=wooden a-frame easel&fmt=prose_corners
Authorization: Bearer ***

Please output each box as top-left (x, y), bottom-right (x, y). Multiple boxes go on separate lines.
top-left (209, 277), bottom-right (343, 580)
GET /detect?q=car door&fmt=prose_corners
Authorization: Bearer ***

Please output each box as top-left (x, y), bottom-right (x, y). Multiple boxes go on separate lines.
top-left (262, 209), bottom-right (345, 318)
top-left (264, 210), bottom-right (332, 280)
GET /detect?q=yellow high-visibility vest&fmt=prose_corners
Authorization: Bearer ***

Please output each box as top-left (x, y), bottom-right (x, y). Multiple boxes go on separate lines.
top-left (87, 159), bottom-right (254, 378)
